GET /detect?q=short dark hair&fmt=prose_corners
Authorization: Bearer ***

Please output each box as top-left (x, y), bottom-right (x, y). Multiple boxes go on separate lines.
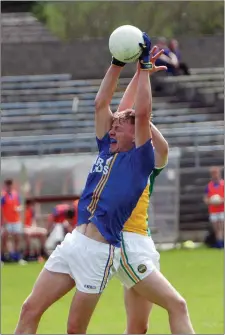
top-left (66, 209), bottom-right (75, 219)
top-left (4, 179), bottom-right (13, 186)
top-left (26, 199), bottom-right (34, 206)
top-left (114, 109), bottom-right (135, 125)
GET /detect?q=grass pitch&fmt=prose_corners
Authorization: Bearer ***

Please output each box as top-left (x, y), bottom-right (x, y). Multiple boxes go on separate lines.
top-left (1, 247), bottom-right (224, 334)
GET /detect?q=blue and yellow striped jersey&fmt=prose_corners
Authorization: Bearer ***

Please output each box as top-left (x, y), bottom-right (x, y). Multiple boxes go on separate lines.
top-left (77, 133), bottom-right (155, 247)
top-left (123, 167), bottom-right (164, 236)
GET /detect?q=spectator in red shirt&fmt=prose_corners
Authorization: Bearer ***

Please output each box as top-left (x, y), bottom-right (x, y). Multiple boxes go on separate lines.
top-left (1, 179), bottom-right (24, 262)
top-left (204, 166), bottom-right (224, 248)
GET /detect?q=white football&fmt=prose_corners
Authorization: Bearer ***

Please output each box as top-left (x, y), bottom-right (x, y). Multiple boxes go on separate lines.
top-left (109, 25), bottom-right (144, 63)
top-left (210, 194), bottom-right (222, 205)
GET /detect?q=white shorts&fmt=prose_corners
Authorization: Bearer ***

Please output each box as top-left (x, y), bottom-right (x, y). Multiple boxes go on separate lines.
top-left (4, 222), bottom-right (23, 234)
top-left (116, 232), bottom-right (160, 289)
top-left (209, 212), bottom-right (224, 223)
top-left (44, 229), bottom-right (121, 294)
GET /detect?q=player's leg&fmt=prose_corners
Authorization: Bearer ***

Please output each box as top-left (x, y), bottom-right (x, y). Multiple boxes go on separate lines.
top-left (67, 290), bottom-right (101, 334)
top-left (1, 228), bottom-right (9, 253)
top-left (124, 286), bottom-right (153, 334)
top-left (133, 269), bottom-right (195, 334)
top-left (211, 214), bottom-right (223, 248)
top-left (15, 269), bottom-right (75, 334)
top-left (119, 233), bottom-right (194, 334)
top-left (29, 228), bottom-right (49, 258)
top-left (12, 223), bottom-right (23, 252)
top-left (66, 229), bottom-right (121, 334)
top-left (23, 232), bottom-right (32, 260)
top-left (217, 215), bottom-right (224, 247)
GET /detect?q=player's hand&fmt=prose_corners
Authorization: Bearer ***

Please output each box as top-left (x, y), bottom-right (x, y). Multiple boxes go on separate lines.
top-left (139, 32), bottom-right (152, 70)
top-left (148, 46), bottom-right (168, 74)
top-left (111, 57), bottom-right (126, 67)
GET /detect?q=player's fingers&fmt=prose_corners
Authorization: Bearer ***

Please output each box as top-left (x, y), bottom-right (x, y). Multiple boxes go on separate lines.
top-left (150, 45), bottom-right (158, 56)
top-left (151, 49), bottom-right (164, 62)
top-left (153, 65), bottom-right (167, 72)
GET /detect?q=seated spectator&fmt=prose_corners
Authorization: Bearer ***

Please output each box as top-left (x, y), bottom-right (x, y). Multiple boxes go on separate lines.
top-left (1, 179), bottom-right (26, 263)
top-left (63, 199), bottom-right (79, 233)
top-left (155, 37), bottom-right (180, 76)
top-left (168, 39), bottom-right (190, 75)
top-left (203, 166), bottom-right (224, 249)
top-left (45, 202), bottom-right (78, 250)
top-left (23, 200), bottom-right (49, 261)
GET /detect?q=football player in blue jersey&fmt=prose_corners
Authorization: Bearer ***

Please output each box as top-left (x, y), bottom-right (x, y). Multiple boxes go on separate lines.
top-left (14, 32), bottom-right (165, 335)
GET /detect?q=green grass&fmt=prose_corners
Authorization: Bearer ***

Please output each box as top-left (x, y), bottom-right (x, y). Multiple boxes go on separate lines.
top-left (1, 248), bottom-right (224, 334)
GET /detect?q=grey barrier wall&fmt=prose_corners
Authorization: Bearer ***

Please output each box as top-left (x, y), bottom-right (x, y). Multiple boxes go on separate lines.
top-left (2, 36), bottom-right (224, 78)
top-left (1, 148), bottom-right (180, 243)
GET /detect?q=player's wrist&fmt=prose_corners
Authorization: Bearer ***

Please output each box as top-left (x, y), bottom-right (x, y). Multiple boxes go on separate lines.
top-left (139, 61), bottom-right (153, 71)
top-left (111, 57), bottom-right (126, 67)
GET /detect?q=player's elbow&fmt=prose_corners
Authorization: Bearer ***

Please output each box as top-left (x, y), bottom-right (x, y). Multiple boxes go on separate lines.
top-left (95, 95), bottom-right (108, 112)
top-left (162, 140), bottom-right (169, 156)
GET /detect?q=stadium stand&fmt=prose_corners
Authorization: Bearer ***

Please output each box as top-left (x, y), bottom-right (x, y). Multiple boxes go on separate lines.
top-left (1, 68), bottom-right (224, 231)
top-left (1, 12), bottom-right (59, 43)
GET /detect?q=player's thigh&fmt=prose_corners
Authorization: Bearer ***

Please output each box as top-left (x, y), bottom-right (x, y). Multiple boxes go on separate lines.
top-left (10, 222), bottom-right (24, 238)
top-left (124, 286), bottom-right (153, 331)
top-left (24, 268), bottom-right (75, 314)
top-left (133, 268), bottom-right (184, 311)
top-left (118, 233), bottom-right (160, 289)
top-left (67, 290), bottom-right (101, 334)
top-left (218, 220), bottom-right (224, 231)
top-left (61, 229), bottom-right (121, 294)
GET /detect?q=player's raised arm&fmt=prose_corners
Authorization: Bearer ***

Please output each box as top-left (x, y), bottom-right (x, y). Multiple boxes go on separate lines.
top-left (134, 33), bottom-right (153, 148)
top-left (117, 63), bottom-right (140, 112)
top-left (150, 123), bottom-right (169, 168)
top-left (95, 58), bottom-right (125, 139)
top-left (135, 35), bottom-right (167, 148)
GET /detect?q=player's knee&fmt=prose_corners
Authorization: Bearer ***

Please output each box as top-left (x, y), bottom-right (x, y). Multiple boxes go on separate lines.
top-left (20, 297), bottom-right (44, 320)
top-left (168, 295), bottom-right (188, 316)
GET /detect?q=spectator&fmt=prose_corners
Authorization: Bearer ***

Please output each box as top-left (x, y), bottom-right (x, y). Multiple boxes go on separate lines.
top-left (23, 200), bottom-right (49, 261)
top-left (168, 39), bottom-right (190, 75)
top-left (45, 202), bottom-right (78, 250)
top-left (64, 199), bottom-right (79, 233)
top-left (203, 166), bottom-right (224, 249)
top-left (1, 179), bottom-right (25, 263)
top-left (155, 37), bottom-right (179, 76)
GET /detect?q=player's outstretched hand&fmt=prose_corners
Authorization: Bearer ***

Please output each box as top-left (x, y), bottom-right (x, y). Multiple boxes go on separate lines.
top-left (149, 46), bottom-right (168, 74)
top-left (139, 32), bottom-right (152, 70)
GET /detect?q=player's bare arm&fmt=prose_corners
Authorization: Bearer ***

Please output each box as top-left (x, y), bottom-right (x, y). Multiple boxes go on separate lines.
top-left (150, 123), bottom-right (169, 168)
top-left (117, 64), bottom-right (140, 112)
top-left (95, 63), bottom-right (124, 139)
top-left (135, 35), bottom-right (167, 148)
top-left (203, 195), bottom-right (210, 205)
top-left (118, 48), bottom-right (166, 113)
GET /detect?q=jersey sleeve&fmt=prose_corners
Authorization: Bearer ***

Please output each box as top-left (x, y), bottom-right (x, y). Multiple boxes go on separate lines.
top-left (52, 208), bottom-right (58, 217)
top-left (96, 133), bottom-right (110, 153)
top-left (132, 140), bottom-right (155, 176)
top-left (1, 196), bottom-right (5, 205)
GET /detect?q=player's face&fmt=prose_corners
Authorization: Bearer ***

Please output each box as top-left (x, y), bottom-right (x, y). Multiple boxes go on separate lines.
top-left (109, 118), bottom-right (134, 153)
top-left (5, 183), bottom-right (13, 193)
top-left (210, 167), bottom-right (221, 181)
